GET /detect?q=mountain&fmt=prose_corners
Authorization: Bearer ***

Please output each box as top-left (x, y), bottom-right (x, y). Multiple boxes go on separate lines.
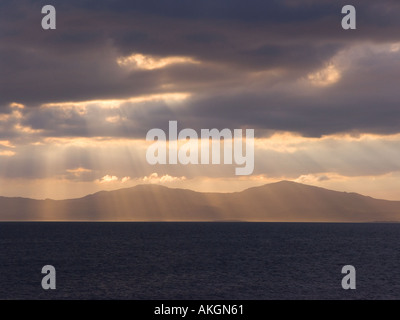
top-left (1, 181), bottom-right (400, 222)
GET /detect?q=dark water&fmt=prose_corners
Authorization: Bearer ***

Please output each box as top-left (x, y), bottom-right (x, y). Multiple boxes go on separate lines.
top-left (1, 222), bottom-right (400, 300)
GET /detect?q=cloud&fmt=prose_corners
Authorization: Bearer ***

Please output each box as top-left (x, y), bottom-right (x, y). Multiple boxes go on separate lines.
top-left (307, 64), bottom-right (341, 87)
top-left (0, 1), bottom-right (399, 139)
top-left (2, 130), bottom-right (400, 182)
top-left (295, 174), bottom-right (331, 184)
top-left (97, 175), bottom-right (119, 184)
top-left (0, 141), bottom-right (15, 148)
top-left (66, 167), bottom-right (92, 174)
top-left (0, 150), bottom-right (16, 157)
top-left (1, 42), bottom-right (397, 142)
top-left (63, 167), bottom-right (94, 182)
top-left (95, 174), bottom-right (131, 184)
top-left (121, 176), bottom-right (131, 183)
top-left (117, 53), bottom-right (199, 70)
top-left (142, 173), bottom-right (187, 184)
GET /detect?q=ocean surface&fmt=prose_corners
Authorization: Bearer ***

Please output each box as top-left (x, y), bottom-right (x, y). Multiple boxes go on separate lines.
top-left (1, 222), bottom-right (400, 300)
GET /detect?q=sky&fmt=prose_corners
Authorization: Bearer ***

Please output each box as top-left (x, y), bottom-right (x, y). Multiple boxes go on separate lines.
top-left (1, 0), bottom-right (400, 200)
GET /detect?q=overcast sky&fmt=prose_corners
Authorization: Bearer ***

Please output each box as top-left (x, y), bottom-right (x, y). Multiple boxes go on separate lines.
top-left (1, 0), bottom-right (400, 200)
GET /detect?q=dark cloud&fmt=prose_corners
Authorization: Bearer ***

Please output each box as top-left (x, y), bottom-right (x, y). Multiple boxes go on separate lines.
top-left (1, 0), bottom-right (400, 139)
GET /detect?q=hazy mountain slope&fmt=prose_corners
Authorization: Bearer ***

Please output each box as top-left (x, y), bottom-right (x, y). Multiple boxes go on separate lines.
top-left (0, 181), bottom-right (399, 222)
top-left (224, 181), bottom-right (400, 222)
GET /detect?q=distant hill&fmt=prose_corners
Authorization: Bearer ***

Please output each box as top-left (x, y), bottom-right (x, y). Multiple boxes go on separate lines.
top-left (1, 181), bottom-right (400, 222)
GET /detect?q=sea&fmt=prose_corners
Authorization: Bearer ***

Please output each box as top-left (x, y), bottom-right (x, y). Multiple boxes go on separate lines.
top-left (0, 222), bottom-right (399, 300)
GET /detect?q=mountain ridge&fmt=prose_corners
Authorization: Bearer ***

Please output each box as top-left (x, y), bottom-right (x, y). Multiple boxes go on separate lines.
top-left (0, 181), bottom-right (399, 222)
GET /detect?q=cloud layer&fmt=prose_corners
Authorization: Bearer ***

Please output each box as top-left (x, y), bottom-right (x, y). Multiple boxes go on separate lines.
top-left (1, 0), bottom-right (400, 137)
top-left (1, 1), bottom-right (400, 199)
